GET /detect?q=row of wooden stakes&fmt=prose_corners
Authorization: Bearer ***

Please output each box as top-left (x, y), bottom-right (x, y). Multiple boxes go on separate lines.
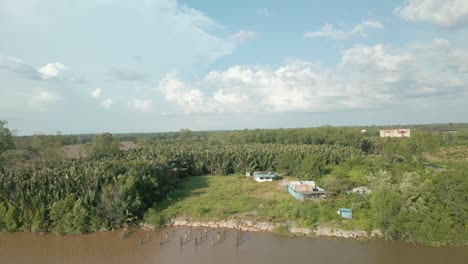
top-left (140, 226), bottom-right (245, 247)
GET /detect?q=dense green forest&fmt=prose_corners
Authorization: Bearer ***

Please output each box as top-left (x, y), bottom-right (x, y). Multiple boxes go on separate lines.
top-left (0, 121), bottom-right (467, 245)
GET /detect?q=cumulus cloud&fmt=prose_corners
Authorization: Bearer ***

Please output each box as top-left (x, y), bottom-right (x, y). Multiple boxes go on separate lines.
top-left (0, 56), bottom-right (70, 80)
top-left (340, 44), bottom-right (410, 71)
top-left (304, 20), bottom-right (383, 40)
top-left (91, 88), bottom-right (102, 98)
top-left (159, 39), bottom-right (468, 114)
top-left (339, 39), bottom-right (468, 100)
top-left (159, 75), bottom-right (210, 113)
top-left (101, 99), bottom-right (113, 109)
top-left (28, 89), bottom-right (61, 111)
top-left (128, 99), bottom-right (153, 112)
top-left (394, 0), bottom-right (468, 28)
top-left (38, 62), bottom-right (66, 79)
top-left (229, 30), bottom-right (257, 43)
top-left (160, 65), bottom-right (347, 113)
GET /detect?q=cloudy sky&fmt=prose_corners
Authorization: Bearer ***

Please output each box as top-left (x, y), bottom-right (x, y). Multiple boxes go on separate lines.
top-left (1, 0), bottom-right (468, 135)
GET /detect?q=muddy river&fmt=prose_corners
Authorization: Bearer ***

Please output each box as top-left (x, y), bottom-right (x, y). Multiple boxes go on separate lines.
top-left (0, 227), bottom-right (466, 264)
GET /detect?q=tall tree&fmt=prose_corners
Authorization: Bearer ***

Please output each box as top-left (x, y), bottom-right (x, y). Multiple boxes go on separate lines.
top-left (89, 133), bottom-right (121, 156)
top-left (0, 120), bottom-right (15, 154)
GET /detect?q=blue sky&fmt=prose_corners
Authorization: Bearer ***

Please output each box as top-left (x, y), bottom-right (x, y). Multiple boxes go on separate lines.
top-left (1, 0), bottom-right (467, 135)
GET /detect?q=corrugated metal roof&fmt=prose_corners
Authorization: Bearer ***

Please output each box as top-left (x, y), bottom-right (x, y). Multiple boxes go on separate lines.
top-left (253, 171), bottom-right (277, 177)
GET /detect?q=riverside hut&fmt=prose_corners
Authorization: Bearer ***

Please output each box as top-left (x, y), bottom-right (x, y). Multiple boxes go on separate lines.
top-left (337, 208), bottom-right (353, 219)
top-left (253, 171), bottom-right (277, 182)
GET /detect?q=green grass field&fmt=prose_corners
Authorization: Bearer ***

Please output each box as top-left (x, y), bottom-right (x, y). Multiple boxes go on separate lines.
top-left (151, 175), bottom-right (291, 220)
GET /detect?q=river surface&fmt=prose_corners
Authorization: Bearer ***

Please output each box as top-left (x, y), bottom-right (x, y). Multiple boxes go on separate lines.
top-left (0, 227), bottom-right (466, 264)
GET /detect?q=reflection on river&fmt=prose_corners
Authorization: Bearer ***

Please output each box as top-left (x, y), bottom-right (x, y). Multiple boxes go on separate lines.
top-left (0, 227), bottom-right (467, 264)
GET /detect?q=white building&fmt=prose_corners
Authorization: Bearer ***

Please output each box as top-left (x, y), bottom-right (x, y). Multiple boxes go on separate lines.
top-left (253, 171), bottom-right (277, 182)
top-left (380, 129), bottom-right (410, 138)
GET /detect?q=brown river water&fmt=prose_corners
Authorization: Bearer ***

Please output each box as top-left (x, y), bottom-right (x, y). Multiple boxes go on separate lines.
top-left (0, 227), bottom-right (467, 264)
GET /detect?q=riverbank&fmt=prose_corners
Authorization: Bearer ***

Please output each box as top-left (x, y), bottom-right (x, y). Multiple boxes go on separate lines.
top-left (143, 218), bottom-right (382, 239)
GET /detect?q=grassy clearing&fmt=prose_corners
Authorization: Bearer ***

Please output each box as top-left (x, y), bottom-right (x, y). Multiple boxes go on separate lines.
top-left (144, 175), bottom-right (372, 231)
top-left (150, 175), bottom-right (292, 221)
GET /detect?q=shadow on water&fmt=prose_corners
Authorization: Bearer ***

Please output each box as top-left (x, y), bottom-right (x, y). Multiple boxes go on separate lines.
top-left (237, 232), bottom-right (250, 246)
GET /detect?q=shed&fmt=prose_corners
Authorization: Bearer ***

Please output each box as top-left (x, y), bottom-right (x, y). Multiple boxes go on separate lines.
top-left (286, 181), bottom-right (330, 201)
top-left (337, 208), bottom-right (352, 219)
top-left (253, 171), bottom-right (277, 182)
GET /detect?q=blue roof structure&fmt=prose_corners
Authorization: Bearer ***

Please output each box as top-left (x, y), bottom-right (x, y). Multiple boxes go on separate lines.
top-left (338, 208), bottom-right (353, 219)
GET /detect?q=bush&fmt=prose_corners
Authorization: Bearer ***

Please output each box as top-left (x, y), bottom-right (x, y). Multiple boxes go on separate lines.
top-left (272, 224), bottom-right (294, 237)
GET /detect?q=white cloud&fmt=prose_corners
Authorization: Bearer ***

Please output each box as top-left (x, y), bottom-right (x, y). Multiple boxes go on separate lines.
top-left (159, 39), bottom-right (468, 114)
top-left (304, 20), bottom-right (383, 40)
top-left (28, 89), bottom-right (61, 111)
top-left (128, 99), bottom-right (153, 112)
top-left (37, 62), bottom-right (66, 79)
top-left (340, 44), bottom-right (410, 71)
top-left (91, 88), bottom-right (102, 98)
top-left (229, 30), bottom-right (257, 43)
top-left (0, 56), bottom-right (72, 81)
top-left (160, 65), bottom-right (347, 113)
top-left (159, 75), bottom-right (210, 113)
top-left (340, 40), bottom-right (468, 101)
top-left (101, 99), bottom-right (113, 109)
top-left (394, 0), bottom-right (468, 28)
top-left (213, 90), bottom-right (248, 106)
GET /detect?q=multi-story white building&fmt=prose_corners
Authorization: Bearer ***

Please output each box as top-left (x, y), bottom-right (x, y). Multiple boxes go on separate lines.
top-left (379, 129), bottom-right (410, 138)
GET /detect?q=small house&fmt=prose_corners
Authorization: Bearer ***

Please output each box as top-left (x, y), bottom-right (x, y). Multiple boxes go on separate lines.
top-left (253, 171), bottom-right (277, 182)
top-left (337, 208), bottom-right (352, 219)
top-left (286, 181), bottom-right (329, 201)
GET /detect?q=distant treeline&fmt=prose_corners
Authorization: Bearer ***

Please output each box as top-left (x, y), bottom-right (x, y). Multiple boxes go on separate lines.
top-left (12, 123), bottom-right (468, 147)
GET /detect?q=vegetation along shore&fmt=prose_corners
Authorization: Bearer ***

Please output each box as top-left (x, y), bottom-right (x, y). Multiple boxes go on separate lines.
top-left (0, 121), bottom-right (467, 246)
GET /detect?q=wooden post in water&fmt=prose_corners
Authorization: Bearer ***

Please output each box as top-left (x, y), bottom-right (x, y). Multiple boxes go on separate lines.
top-left (212, 235), bottom-right (215, 247)
top-left (199, 231), bottom-right (202, 240)
top-left (172, 226), bottom-right (175, 235)
top-left (180, 236), bottom-right (183, 246)
top-left (165, 231), bottom-right (168, 239)
top-left (236, 230), bottom-right (238, 246)
top-left (217, 231), bottom-right (220, 241)
top-left (195, 237), bottom-right (198, 245)
top-left (184, 231), bottom-right (187, 239)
